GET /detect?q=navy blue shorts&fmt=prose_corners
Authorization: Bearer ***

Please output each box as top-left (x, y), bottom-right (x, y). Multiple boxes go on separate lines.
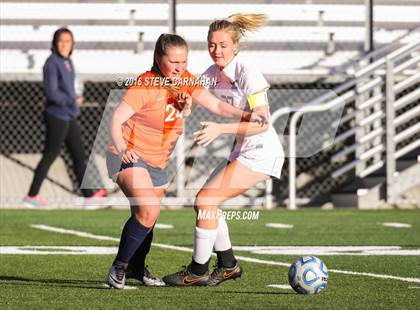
top-left (106, 152), bottom-right (168, 187)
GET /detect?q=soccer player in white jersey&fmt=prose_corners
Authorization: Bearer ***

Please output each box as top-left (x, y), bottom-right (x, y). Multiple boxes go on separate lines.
top-left (163, 13), bottom-right (284, 286)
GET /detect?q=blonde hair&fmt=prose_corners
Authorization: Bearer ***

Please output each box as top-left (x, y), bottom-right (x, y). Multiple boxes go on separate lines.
top-left (207, 13), bottom-right (267, 45)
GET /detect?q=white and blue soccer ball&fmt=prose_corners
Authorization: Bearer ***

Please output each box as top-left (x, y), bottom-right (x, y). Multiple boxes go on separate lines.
top-left (288, 256), bottom-right (328, 295)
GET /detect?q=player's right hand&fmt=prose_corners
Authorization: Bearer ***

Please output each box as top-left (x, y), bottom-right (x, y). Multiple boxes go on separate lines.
top-left (120, 149), bottom-right (140, 164)
top-left (177, 92), bottom-right (193, 118)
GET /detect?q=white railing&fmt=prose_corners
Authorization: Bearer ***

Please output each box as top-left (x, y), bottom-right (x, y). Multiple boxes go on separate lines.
top-left (267, 30), bottom-right (419, 209)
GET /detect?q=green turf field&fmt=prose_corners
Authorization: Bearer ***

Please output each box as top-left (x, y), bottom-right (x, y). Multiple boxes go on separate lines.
top-left (1, 208), bottom-right (419, 309)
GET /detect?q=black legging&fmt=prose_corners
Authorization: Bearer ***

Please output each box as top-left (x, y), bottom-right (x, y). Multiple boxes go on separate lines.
top-left (28, 112), bottom-right (94, 197)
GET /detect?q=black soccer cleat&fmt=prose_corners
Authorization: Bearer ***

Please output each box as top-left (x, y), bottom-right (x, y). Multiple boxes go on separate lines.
top-left (126, 265), bottom-right (165, 286)
top-left (162, 265), bottom-right (209, 286)
top-left (206, 261), bottom-right (243, 286)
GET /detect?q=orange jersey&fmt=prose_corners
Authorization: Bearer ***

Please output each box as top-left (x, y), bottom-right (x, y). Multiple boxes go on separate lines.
top-left (109, 70), bottom-right (204, 169)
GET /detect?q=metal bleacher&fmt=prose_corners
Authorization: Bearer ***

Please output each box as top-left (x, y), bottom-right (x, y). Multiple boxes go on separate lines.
top-left (1, 0), bottom-right (419, 82)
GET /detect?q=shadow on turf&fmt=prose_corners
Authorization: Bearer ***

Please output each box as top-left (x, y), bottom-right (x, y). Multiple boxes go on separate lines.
top-left (215, 290), bottom-right (294, 295)
top-left (1, 276), bottom-right (296, 294)
top-left (0, 275), bottom-right (110, 290)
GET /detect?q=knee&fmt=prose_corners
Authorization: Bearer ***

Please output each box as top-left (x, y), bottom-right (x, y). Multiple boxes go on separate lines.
top-left (194, 189), bottom-right (222, 212)
top-left (134, 207), bottom-right (160, 228)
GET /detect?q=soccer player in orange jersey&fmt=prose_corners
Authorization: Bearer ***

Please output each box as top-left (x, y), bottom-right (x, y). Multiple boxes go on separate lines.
top-left (106, 33), bottom-right (262, 289)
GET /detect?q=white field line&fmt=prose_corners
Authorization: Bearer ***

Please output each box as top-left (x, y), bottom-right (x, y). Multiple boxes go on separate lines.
top-left (30, 224), bottom-right (192, 253)
top-left (0, 246), bottom-right (117, 255)
top-left (381, 222), bottom-right (412, 228)
top-left (31, 225), bottom-right (119, 242)
top-left (267, 284), bottom-right (292, 290)
top-left (29, 224), bottom-right (420, 284)
top-left (233, 245), bottom-right (420, 256)
top-left (155, 224), bottom-right (174, 229)
top-left (265, 223), bottom-right (294, 229)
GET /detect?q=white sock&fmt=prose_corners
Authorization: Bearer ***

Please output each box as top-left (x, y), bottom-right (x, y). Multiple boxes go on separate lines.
top-left (193, 227), bottom-right (218, 264)
top-left (214, 216), bottom-right (232, 252)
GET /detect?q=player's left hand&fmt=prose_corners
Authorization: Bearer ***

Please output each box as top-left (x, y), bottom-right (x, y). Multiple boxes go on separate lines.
top-left (194, 121), bottom-right (222, 147)
top-left (177, 92), bottom-right (192, 118)
top-left (250, 113), bottom-right (268, 127)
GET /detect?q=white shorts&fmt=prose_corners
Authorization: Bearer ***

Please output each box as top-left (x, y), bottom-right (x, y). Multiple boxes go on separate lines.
top-left (236, 154), bottom-right (284, 179)
top-left (228, 126), bottom-right (284, 179)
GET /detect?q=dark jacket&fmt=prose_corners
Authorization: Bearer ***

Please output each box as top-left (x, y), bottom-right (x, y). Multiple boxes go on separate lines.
top-left (43, 28), bottom-right (80, 121)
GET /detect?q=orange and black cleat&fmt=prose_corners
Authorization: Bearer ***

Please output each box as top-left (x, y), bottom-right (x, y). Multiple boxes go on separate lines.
top-left (162, 264), bottom-right (209, 287)
top-left (206, 261), bottom-right (243, 286)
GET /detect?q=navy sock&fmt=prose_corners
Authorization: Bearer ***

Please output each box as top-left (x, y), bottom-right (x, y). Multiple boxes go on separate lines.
top-left (114, 216), bottom-right (150, 264)
top-left (216, 248), bottom-right (236, 268)
top-left (128, 228), bottom-right (154, 277)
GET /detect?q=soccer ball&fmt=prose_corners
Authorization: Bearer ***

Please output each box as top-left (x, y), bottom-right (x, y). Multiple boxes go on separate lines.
top-left (288, 256), bottom-right (328, 295)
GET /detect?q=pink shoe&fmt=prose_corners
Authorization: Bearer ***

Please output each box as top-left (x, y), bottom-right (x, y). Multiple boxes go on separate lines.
top-left (23, 195), bottom-right (48, 208)
top-left (88, 188), bottom-right (107, 199)
top-left (84, 189), bottom-right (108, 210)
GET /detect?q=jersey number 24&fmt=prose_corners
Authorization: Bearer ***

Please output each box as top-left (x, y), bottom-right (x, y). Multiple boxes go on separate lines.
top-left (165, 104), bottom-right (182, 122)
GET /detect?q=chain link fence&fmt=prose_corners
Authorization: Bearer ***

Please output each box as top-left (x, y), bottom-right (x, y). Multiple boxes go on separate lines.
top-left (1, 78), bottom-right (349, 205)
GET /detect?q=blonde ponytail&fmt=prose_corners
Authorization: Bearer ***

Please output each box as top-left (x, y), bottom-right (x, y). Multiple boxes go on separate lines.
top-left (208, 13), bottom-right (267, 45)
top-left (227, 13), bottom-right (267, 35)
